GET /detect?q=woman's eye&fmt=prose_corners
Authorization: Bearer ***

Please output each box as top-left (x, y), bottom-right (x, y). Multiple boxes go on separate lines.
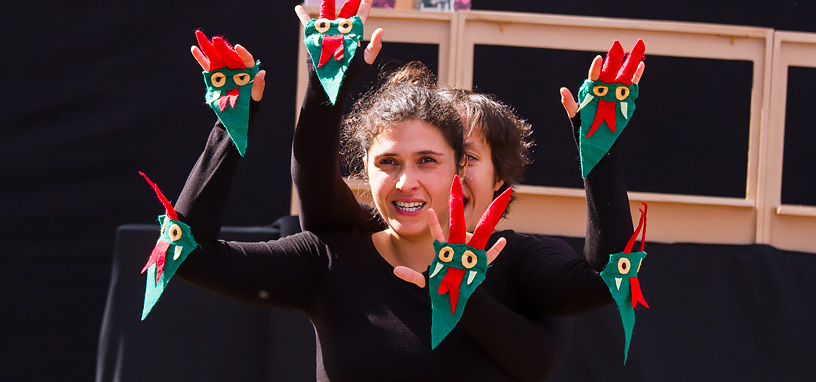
top-left (466, 153), bottom-right (478, 161)
top-left (419, 156), bottom-right (438, 164)
top-left (378, 158), bottom-right (397, 166)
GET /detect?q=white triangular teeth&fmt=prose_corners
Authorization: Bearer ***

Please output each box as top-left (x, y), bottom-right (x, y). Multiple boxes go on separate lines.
top-left (620, 102), bottom-right (629, 119)
top-left (577, 94), bottom-right (594, 112)
top-left (207, 90), bottom-right (221, 104)
top-left (173, 246), bottom-right (183, 260)
top-left (467, 270), bottom-right (477, 285)
top-left (615, 277), bottom-right (622, 290)
top-left (431, 262), bottom-right (444, 278)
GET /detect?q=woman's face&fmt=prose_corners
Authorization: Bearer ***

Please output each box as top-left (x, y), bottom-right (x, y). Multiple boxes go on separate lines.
top-left (461, 131), bottom-right (504, 231)
top-left (366, 120), bottom-right (458, 239)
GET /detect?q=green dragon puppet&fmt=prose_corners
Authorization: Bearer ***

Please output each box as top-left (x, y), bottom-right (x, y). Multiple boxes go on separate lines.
top-left (303, 0), bottom-right (364, 104)
top-left (577, 39), bottom-right (645, 178)
top-left (429, 175), bottom-right (512, 348)
top-left (138, 172), bottom-right (199, 320)
top-left (600, 202), bottom-right (650, 363)
top-left (195, 30), bottom-right (260, 156)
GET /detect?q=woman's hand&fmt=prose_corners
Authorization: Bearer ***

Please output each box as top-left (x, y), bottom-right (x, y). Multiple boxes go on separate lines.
top-left (294, 0), bottom-right (384, 65)
top-left (191, 43), bottom-right (266, 102)
top-left (393, 208), bottom-right (507, 288)
top-left (560, 54), bottom-right (645, 118)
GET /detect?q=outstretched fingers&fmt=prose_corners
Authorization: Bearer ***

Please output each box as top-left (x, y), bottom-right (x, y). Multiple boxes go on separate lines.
top-left (191, 46), bottom-right (209, 71)
top-left (234, 44), bottom-right (255, 68)
top-left (485, 237), bottom-right (506, 265)
top-left (358, 0), bottom-right (373, 23)
top-left (560, 87), bottom-right (578, 118)
top-left (427, 208), bottom-right (447, 243)
top-left (365, 28), bottom-right (383, 64)
top-left (394, 266), bottom-right (426, 288)
top-left (294, 5), bottom-right (311, 26)
top-left (588, 55), bottom-right (603, 81)
top-left (251, 70), bottom-right (266, 101)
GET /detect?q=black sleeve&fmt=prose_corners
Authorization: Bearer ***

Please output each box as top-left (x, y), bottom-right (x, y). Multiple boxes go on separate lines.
top-left (499, 115), bottom-right (635, 316)
top-left (503, 233), bottom-right (611, 316)
top-left (574, 114), bottom-right (635, 271)
top-left (291, 51), bottom-right (383, 232)
top-left (459, 288), bottom-right (571, 380)
top-left (172, 105), bottom-right (328, 310)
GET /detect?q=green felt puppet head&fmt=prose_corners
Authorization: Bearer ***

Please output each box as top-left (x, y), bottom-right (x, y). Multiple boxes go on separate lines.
top-left (429, 176), bottom-right (512, 348)
top-left (304, 0), bottom-right (364, 105)
top-left (196, 30), bottom-right (260, 156)
top-left (599, 202), bottom-right (650, 364)
top-left (577, 39), bottom-right (645, 178)
top-left (138, 172), bottom-right (199, 320)
top-left (429, 241), bottom-right (488, 348)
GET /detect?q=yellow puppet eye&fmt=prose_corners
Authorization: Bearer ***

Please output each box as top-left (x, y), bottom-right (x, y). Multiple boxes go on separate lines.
top-left (592, 85), bottom-right (608, 97)
top-left (211, 72), bottom-right (226, 87)
top-left (168, 223), bottom-right (183, 241)
top-left (338, 19), bottom-right (353, 34)
top-left (617, 257), bottom-right (631, 275)
top-left (439, 247), bottom-right (454, 263)
top-left (233, 73), bottom-right (250, 86)
top-left (315, 18), bottom-right (331, 33)
top-left (461, 250), bottom-right (478, 269)
top-left (615, 86), bottom-right (630, 101)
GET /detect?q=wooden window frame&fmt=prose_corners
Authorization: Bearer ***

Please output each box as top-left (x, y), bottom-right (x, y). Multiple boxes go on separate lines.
top-left (292, 8), bottom-right (816, 253)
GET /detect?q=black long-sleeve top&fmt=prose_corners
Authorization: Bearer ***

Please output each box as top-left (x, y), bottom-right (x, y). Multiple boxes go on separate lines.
top-left (173, 56), bottom-right (633, 382)
top-left (174, 114), bottom-right (578, 381)
top-left (290, 50), bottom-right (635, 377)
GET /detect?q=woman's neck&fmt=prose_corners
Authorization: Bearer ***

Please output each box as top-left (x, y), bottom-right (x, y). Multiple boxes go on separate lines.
top-left (372, 228), bottom-right (436, 273)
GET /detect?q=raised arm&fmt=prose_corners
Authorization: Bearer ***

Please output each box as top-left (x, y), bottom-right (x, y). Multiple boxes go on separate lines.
top-left (291, 0), bottom-right (385, 232)
top-left (170, 37), bottom-right (328, 310)
top-left (560, 40), bottom-right (645, 270)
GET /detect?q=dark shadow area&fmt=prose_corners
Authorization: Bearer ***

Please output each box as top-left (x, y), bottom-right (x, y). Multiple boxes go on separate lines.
top-left (782, 66), bottom-right (816, 206)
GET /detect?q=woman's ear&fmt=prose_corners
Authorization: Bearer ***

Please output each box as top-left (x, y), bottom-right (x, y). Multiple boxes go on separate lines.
top-left (493, 178), bottom-right (505, 192)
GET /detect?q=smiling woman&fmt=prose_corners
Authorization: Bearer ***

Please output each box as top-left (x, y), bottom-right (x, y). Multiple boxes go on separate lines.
top-left (340, 63), bottom-right (464, 268)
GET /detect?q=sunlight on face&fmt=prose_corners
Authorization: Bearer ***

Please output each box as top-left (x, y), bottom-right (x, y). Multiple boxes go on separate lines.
top-left (366, 120), bottom-right (458, 240)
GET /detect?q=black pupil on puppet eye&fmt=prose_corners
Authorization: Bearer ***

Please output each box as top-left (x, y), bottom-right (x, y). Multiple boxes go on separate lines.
top-left (622, 262), bottom-right (627, 269)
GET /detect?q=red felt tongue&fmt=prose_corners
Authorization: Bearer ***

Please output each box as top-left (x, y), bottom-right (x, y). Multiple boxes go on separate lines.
top-left (586, 99), bottom-right (617, 138)
top-left (630, 277), bottom-right (649, 309)
top-left (438, 267), bottom-right (466, 314)
top-left (218, 87), bottom-right (240, 111)
top-left (318, 35), bottom-right (345, 67)
top-left (142, 240), bottom-right (170, 284)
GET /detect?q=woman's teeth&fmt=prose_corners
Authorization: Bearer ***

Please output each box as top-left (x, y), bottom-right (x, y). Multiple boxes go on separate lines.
top-left (394, 201), bottom-right (425, 212)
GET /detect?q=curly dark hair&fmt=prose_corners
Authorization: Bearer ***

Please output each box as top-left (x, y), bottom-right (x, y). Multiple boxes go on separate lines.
top-left (438, 88), bottom-right (534, 196)
top-left (342, 62), bottom-right (464, 181)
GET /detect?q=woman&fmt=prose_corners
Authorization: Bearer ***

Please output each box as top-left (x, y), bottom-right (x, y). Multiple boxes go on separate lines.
top-left (290, 0), bottom-right (644, 376)
top-left (176, 20), bottom-right (566, 382)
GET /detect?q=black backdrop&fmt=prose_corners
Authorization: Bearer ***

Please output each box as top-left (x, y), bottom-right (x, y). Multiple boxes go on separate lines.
top-left (4, 1), bottom-right (816, 381)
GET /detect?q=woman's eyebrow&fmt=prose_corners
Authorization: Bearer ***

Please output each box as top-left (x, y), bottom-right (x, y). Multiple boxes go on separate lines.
top-left (416, 150), bottom-right (445, 156)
